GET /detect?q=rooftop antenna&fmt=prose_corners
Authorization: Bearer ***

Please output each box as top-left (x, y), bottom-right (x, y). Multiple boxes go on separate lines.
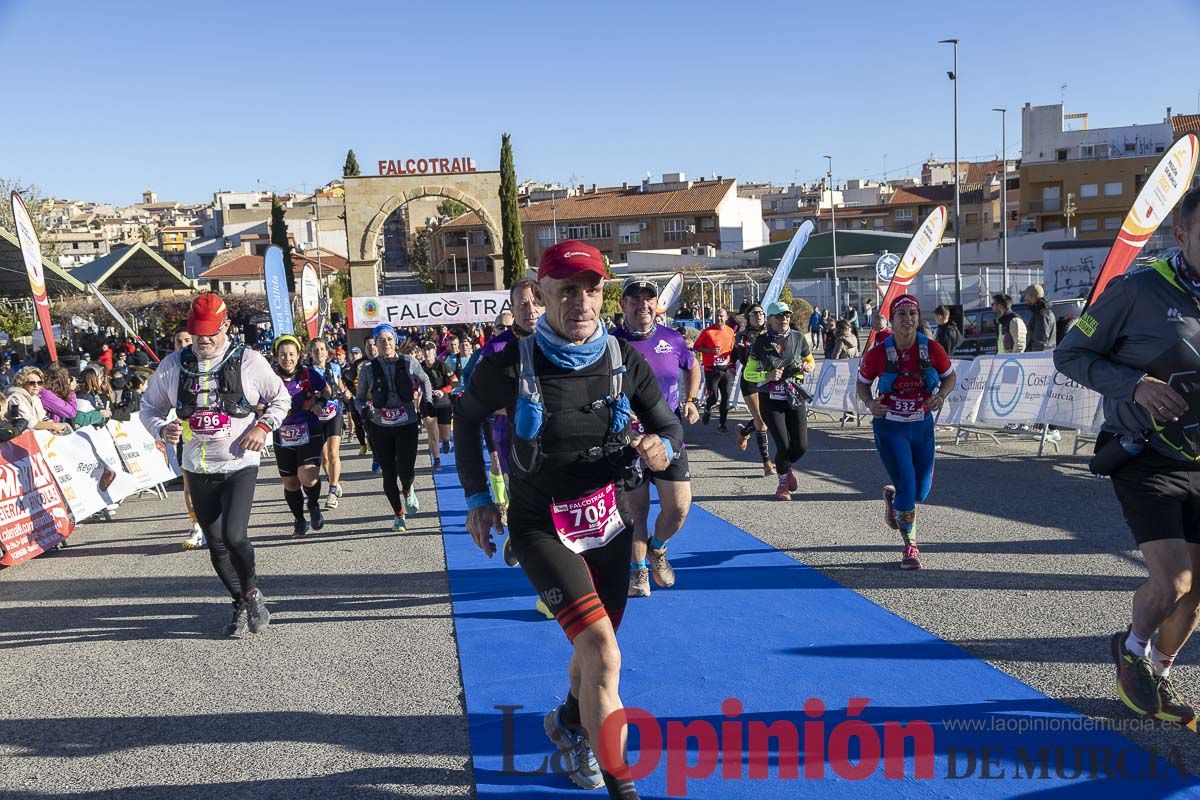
top-left (1060, 83), bottom-right (1068, 106)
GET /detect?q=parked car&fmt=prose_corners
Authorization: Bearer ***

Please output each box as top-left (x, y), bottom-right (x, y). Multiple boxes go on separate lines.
top-left (954, 298), bottom-right (1085, 357)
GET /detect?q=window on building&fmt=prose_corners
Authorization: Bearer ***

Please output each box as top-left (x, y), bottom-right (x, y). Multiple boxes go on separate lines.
top-left (1079, 144), bottom-right (1096, 159)
top-left (1125, 142), bottom-right (1136, 152)
top-left (1056, 149), bottom-right (1069, 161)
top-left (1136, 173), bottom-right (1148, 194)
top-left (1104, 181), bottom-right (1123, 196)
top-left (72, 242), bottom-right (79, 249)
top-left (1104, 216), bottom-right (1121, 231)
top-left (617, 223), bottom-right (640, 244)
top-left (663, 218), bottom-right (690, 242)
top-left (873, 218), bottom-right (884, 229)
top-left (560, 222), bottom-right (611, 240)
top-left (965, 212), bottom-right (979, 225)
top-left (537, 226), bottom-right (554, 243)
top-left (1080, 218), bottom-right (1099, 232)
top-left (894, 208), bottom-right (913, 221)
top-left (1079, 183), bottom-right (1099, 198)
top-left (230, 203), bottom-right (246, 210)
top-left (699, 216), bottom-right (716, 232)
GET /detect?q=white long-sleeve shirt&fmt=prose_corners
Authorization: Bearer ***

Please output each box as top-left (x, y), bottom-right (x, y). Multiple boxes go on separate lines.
top-left (141, 343), bottom-right (289, 474)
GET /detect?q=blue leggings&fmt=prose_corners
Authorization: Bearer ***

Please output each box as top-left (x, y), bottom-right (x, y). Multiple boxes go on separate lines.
top-left (871, 416), bottom-right (936, 512)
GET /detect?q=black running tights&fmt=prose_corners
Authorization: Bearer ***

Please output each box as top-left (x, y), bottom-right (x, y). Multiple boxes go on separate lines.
top-left (186, 466), bottom-right (259, 600)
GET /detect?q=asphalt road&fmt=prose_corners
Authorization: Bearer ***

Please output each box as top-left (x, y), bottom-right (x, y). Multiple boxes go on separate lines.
top-left (3, 417), bottom-right (1200, 797)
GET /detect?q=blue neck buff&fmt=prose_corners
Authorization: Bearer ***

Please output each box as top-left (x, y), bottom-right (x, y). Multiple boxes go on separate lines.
top-left (535, 315), bottom-right (608, 369)
top-left (1171, 251), bottom-right (1200, 301)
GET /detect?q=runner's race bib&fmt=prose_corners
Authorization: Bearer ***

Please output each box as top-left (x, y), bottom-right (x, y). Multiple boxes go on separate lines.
top-left (550, 483), bottom-right (623, 555)
top-left (768, 382), bottom-right (788, 401)
top-left (277, 423), bottom-right (310, 448)
top-left (189, 410), bottom-right (231, 440)
top-left (885, 396), bottom-right (925, 423)
top-left (317, 401), bottom-right (338, 421)
top-left (378, 406), bottom-right (409, 425)
top-left (715, 354), bottom-right (730, 367)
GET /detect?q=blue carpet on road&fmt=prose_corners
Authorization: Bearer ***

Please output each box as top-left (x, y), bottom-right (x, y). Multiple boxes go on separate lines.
top-left (434, 452), bottom-right (1200, 798)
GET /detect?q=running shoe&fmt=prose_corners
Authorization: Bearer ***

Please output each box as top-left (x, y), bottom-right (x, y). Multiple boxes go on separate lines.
top-left (182, 525), bottom-right (206, 550)
top-left (762, 459), bottom-right (774, 478)
top-left (292, 519), bottom-right (309, 538)
top-left (1110, 630), bottom-right (1161, 716)
top-left (900, 544), bottom-right (921, 570)
top-left (543, 706), bottom-right (604, 790)
top-left (324, 485), bottom-right (342, 511)
top-left (244, 589), bottom-right (271, 633)
top-left (223, 600), bottom-right (248, 638)
top-left (736, 423), bottom-right (751, 451)
top-left (392, 514), bottom-right (407, 533)
top-left (883, 485), bottom-right (898, 530)
top-left (1154, 675), bottom-right (1195, 724)
top-left (502, 536), bottom-right (519, 567)
top-left (405, 488), bottom-right (420, 513)
top-left (534, 597), bottom-right (554, 620)
top-left (371, 460), bottom-right (380, 475)
top-left (718, 422), bottom-right (729, 434)
top-left (358, 443), bottom-right (368, 457)
top-left (649, 547), bottom-right (675, 588)
top-left (628, 567), bottom-right (651, 597)
top-left (310, 506), bottom-right (325, 531)
top-left (773, 481), bottom-right (790, 501)
top-left (786, 469), bottom-right (798, 492)
top-left (440, 440), bottom-right (450, 455)
top-left (433, 457), bottom-right (442, 471)
top-left (702, 405), bottom-right (711, 425)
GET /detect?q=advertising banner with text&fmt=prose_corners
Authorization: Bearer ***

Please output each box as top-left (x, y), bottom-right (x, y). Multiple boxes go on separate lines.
top-left (347, 291), bottom-right (511, 329)
top-left (0, 432), bottom-right (74, 566)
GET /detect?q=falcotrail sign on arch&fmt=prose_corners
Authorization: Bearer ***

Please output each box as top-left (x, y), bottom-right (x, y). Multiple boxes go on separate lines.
top-left (346, 290), bottom-right (511, 328)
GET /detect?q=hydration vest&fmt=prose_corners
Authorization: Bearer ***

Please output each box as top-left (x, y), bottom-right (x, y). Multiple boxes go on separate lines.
top-left (369, 357), bottom-right (415, 412)
top-left (176, 345), bottom-right (253, 420)
top-left (876, 333), bottom-right (940, 395)
top-left (510, 335), bottom-right (631, 479)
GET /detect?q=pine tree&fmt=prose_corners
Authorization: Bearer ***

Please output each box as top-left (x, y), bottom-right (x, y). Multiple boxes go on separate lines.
top-left (343, 149), bottom-right (361, 178)
top-left (270, 195), bottom-right (295, 293)
top-left (498, 133), bottom-right (526, 288)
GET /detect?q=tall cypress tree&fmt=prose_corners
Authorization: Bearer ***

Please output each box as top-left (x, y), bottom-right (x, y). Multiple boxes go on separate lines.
top-left (343, 149), bottom-right (361, 177)
top-left (498, 133), bottom-right (526, 288)
top-left (270, 194), bottom-right (295, 293)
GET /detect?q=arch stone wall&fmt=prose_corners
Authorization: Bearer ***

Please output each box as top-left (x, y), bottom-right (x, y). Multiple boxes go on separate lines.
top-left (343, 172), bottom-right (504, 295)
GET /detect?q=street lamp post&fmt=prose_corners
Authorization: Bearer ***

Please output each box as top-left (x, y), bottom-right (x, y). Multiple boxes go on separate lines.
top-left (939, 38), bottom-right (962, 307)
top-left (992, 107), bottom-right (1008, 294)
top-left (824, 155), bottom-right (840, 318)
top-left (465, 231), bottom-right (473, 292)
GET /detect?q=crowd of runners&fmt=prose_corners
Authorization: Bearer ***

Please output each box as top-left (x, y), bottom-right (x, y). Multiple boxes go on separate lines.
top-left (120, 186), bottom-right (1200, 799)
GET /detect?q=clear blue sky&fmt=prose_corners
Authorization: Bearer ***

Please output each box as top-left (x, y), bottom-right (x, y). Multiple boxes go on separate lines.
top-left (2, 0), bottom-right (1197, 206)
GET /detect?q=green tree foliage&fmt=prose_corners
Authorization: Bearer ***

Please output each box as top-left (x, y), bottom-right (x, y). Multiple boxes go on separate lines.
top-left (410, 229), bottom-right (434, 291)
top-left (498, 133), bottom-right (527, 288)
top-left (437, 198), bottom-right (468, 219)
top-left (0, 178), bottom-right (58, 257)
top-left (270, 195), bottom-right (295, 293)
top-left (343, 149), bottom-right (361, 178)
top-left (0, 302), bottom-right (36, 340)
top-left (602, 280), bottom-right (623, 317)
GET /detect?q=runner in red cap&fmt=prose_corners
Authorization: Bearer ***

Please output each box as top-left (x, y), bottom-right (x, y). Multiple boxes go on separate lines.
top-left (141, 293), bottom-right (291, 636)
top-left (856, 294), bottom-right (956, 569)
top-left (455, 241), bottom-right (682, 798)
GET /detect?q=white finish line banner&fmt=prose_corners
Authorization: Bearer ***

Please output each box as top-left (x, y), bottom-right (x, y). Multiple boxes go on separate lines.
top-left (346, 291), bottom-right (511, 329)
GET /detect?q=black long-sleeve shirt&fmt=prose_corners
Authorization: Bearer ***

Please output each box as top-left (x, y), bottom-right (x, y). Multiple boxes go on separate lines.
top-left (454, 336), bottom-right (684, 531)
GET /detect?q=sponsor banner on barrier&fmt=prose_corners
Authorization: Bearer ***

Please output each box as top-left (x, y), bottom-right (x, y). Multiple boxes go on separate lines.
top-left (0, 432), bottom-right (74, 566)
top-left (34, 429), bottom-right (112, 522)
top-left (346, 290), bottom-right (511, 329)
top-left (975, 353), bottom-right (1056, 426)
top-left (109, 419), bottom-right (179, 489)
top-left (811, 358), bottom-right (861, 414)
top-left (1038, 366), bottom-right (1103, 430)
top-left (937, 359), bottom-right (985, 426)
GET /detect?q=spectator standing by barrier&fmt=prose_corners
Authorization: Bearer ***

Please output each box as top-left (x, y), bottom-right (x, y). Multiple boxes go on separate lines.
top-left (1024, 284), bottom-right (1057, 352)
top-left (933, 305), bottom-right (961, 356)
top-left (993, 293), bottom-right (1027, 354)
top-left (5, 367), bottom-right (68, 436)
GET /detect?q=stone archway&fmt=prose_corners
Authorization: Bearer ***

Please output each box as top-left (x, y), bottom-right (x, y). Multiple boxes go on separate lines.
top-left (343, 172), bottom-right (504, 296)
top-left (362, 185), bottom-right (501, 267)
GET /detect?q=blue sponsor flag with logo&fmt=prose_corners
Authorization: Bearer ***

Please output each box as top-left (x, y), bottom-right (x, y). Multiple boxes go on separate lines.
top-left (263, 245), bottom-right (294, 336)
top-left (762, 220), bottom-right (813, 307)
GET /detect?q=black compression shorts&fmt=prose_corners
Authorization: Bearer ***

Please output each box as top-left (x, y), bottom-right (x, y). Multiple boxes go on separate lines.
top-left (275, 438), bottom-right (324, 476)
top-left (1105, 435), bottom-right (1200, 546)
top-left (320, 413), bottom-right (344, 440)
top-left (739, 378), bottom-right (758, 400)
top-left (512, 523), bottom-right (632, 642)
top-left (624, 449), bottom-right (690, 491)
top-left (421, 401), bottom-right (453, 426)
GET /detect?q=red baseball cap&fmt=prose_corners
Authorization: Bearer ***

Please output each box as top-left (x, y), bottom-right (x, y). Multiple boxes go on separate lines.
top-left (187, 293), bottom-right (228, 336)
top-left (538, 241), bottom-right (608, 281)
